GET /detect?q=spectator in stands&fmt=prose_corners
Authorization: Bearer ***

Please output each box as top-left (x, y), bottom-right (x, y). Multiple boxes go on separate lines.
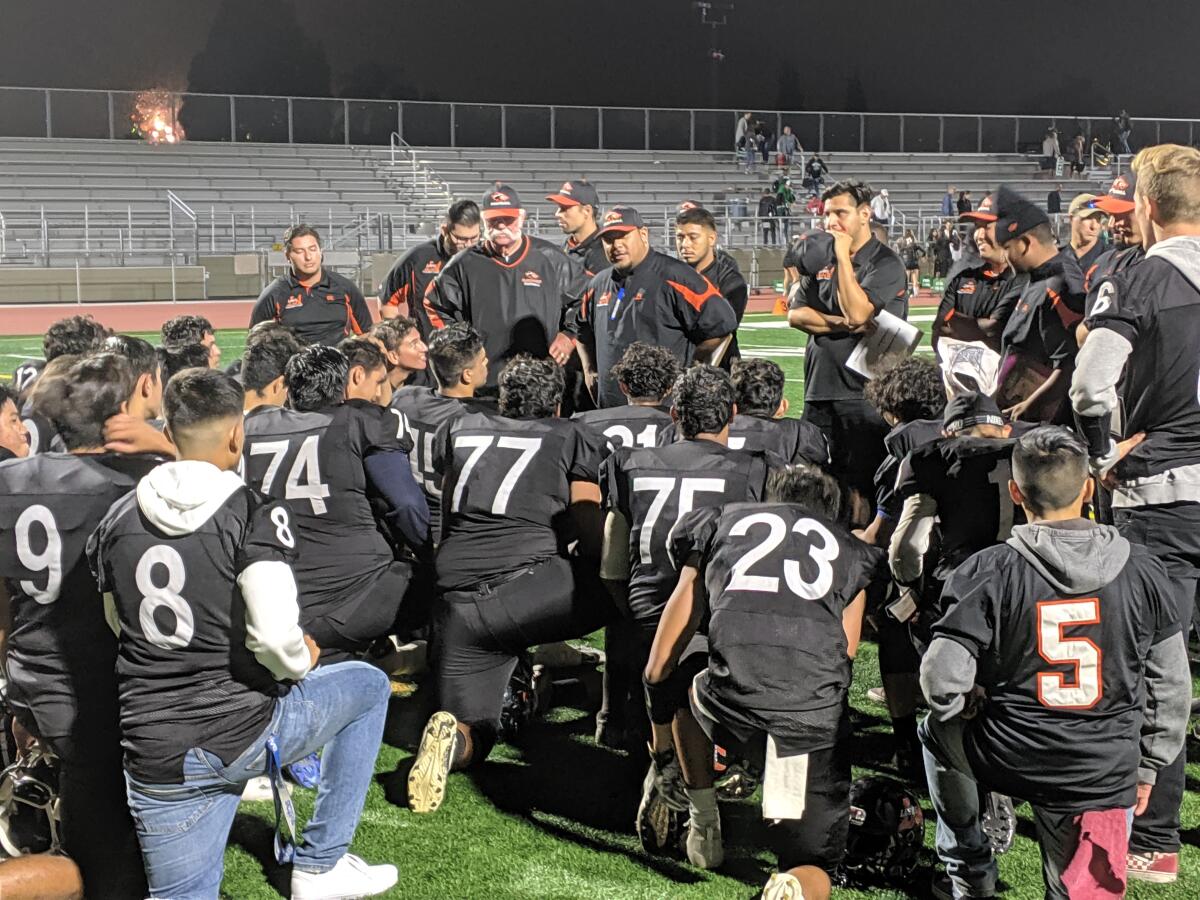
top-left (805, 153), bottom-right (829, 196)
top-left (932, 222), bottom-right (954, 278)
top-left (1041, 127), bottom-right (1061, 175)
top-left (870, 188), bottom-right (892, 226)
top-left (774, 176), bottom-right (797, 241)
top-left (0, 384), bottom-right (30, 461)
top-left (899, 230), bottom-right (924, 296)
top-left (1069, 132), bottom-right (1087, 175)
top-left (1067, 194), bottom-right (1106, 277)
top-left (758, 188), bottom-right (778, 245)
top-left (755, 120), bottom-right (772, 165)
top-left (941, 186), bottom-right (956, 217)
top-left (162, 314), bottom-right (220, 368)
top-left (249, 224), bottom-right (374, 347)
top-left (1114, 108), bottom-right (1133, 154)
top-left (735, 112), bottom-right (755, 171)
top-left (777, 125), bottom-right (802, 170)
top-left (805, 193), bottom-right (824, 218)
top-left (1047, 184), bottom-right (1063, 215)
top-left (956, 191), bottom-right (973, 214)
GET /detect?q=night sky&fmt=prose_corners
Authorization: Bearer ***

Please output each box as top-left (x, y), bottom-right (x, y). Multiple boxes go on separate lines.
top-left (2, 0), bottom-right (1197, 118)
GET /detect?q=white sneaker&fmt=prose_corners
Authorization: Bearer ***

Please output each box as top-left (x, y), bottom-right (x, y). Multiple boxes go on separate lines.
top-left (761, 872), bottom-right (805, 900)
top-left (291, 853), bottom-right (398, 900)
top-left (240, 776), bottom-right (279, 803)
top-left (685, 815), bottom-right (724, 869)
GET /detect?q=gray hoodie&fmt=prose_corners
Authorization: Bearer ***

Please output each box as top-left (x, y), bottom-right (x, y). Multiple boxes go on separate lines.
top-left (922, 520), bottom-right (1191, 784)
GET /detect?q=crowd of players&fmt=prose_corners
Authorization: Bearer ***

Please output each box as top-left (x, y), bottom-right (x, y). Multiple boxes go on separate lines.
top-left (0, 143), bottom-right (1198, 900)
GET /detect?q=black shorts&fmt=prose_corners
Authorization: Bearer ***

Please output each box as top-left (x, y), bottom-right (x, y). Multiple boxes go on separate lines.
top-left (691, 685), bottom-right (849, 872)
top-left (306, 560), bottom-right (413, 662)
top-left (635, 624), bottom-right (708, 726)
top-left (1114, 502), bottom-right (1200, 627)
top-left (433, 555), bottom-right (612, 729)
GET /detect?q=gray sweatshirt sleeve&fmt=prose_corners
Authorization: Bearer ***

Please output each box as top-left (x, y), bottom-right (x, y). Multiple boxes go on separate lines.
top-left (1070, 328), bottom-right (1132, 417)
top-left (1138, 631), bottom-right (1191, 784)
top-left (920, 637), bottom-right (978, 721)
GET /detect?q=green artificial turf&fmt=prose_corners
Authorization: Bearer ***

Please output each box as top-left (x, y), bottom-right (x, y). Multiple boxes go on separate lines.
top-left (0, 316), bottom-right (1197, 898)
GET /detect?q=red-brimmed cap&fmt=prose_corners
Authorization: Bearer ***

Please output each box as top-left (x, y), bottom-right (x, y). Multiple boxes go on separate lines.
top-left (546, 180), bottom-right (599, 209)
top-left (1092, 171), bottom-right (1137, 215)
top-left (596, 205), bottom-right (645, 236)
top-left (480, 184), bottom-right (523, 218)
top-left (960, 193), bottom-right (998, 223)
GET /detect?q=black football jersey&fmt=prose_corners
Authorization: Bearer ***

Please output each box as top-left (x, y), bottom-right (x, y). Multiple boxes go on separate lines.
top-left (0, 452), bottom-right (161, 736)
top-left (89, 484), bottom-right (295, 783)
top-left (19, 403), bottom-right (60, 456)
top-left (657, 414), bottom-right (829, 467)
top-left (999, 250), bottom-right (1082, 372)
top-left (379, 237), bottom-right (452, 337)
top-left (434, 411), bottom-right (604, 591)
top-left (1084, 253), bottom-right (1200, 482)
top-left (571, 404), bottom-right (673, 454)
top-left (937, 538), bottom-right (1178, 811)
top-left (894, 436), bottom-right (1025, 580)
top-left (390, 386), bottom-right (483, 543)
top-left (874, 419), bottom-right (943, 520)
top-left (674, 502), bottom-right (884, 752)
top-left (601, 439), bottom-right (773, 625)
top-left (242, 400), bottom-right (413, 615)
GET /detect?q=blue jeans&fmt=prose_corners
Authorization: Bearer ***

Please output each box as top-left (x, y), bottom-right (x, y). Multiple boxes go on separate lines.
top-left (125, 661), bottom-right (390, 900)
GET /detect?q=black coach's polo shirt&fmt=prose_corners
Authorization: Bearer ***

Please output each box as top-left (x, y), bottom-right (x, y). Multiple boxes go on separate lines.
top-left (787, 232), bottom-right (907, 402)
top-left (250, 268), bottom-right (373, 347)
top-left (578, 250), bottom-right (737, 407)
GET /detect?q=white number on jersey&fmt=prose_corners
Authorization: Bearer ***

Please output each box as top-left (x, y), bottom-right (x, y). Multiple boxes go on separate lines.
top-left (407, 427), bottom-right (441, 496)
top-left (450, 435), bottom-right (543, 515)
top-left (1036, 598), bottom-right (1102, 709)
top-left (602, 422), bottom-right (659, 451)
top-left (726, 512), bottom-right (840, 599)
top-left (135, 545), bottom-right (196, 650)
top-left (632, 476), bottom-right (726, 565)
top-left (248, 435), bottom-right (331, 515)
top-left (15, 504), bottom-right (63, 604)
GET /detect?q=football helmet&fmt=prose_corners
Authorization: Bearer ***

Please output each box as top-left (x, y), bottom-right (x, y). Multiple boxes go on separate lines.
top-left (843, 776), bottom-right (925, 881)
top-left (0, 744), bottom-right (62, 859)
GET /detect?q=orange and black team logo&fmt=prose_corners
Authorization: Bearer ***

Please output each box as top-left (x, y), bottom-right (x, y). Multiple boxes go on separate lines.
top-left (491, 191), bottom-right (511, 204)
top-left (286, 294), bottom-right (303, 309)
top-left (816, 265), bottom-right (835, 281)
top-left (958, 280), bottom-right (977, 295)
top-left (603, 210), bottom-right (623, 226)
top-left (521, 271), bottom-right (543, 287)
top-left (632, 289), bottom-right (645, 302)
top-left (596, 291), bottom-right (611, 307)
top-left (422, 260), bottom-right (441, 274)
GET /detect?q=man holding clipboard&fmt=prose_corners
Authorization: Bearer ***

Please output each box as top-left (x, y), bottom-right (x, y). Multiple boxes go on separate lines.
top-left (787, 180), bottom-right (908, 518)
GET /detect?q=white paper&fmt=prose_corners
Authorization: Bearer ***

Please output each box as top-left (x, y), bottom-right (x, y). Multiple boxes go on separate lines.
top-left (761, 735), bottom-right (809, 821)
top-left (935, 337), bottom-right (1001, 398)
top-left (845, 310), bottom-right (922, 380)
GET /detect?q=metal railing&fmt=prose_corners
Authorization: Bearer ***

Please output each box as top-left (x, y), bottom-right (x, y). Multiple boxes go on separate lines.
top-left (1, 85), bottom-right (1196, 154)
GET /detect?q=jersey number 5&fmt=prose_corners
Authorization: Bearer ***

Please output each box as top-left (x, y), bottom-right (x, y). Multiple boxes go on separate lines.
top-left (1036, 598), bottom-right (1102, 709)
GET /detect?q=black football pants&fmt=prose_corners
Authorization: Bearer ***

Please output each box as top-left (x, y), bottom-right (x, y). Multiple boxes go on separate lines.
top-left (306, 561), bottom-right (412, 663)
top-left (432, 556), bottom-right (612, 752)
top-left (1114, 501), bottom-right (1200, 855)
top-left (801, 399), bottom-right (891, 520)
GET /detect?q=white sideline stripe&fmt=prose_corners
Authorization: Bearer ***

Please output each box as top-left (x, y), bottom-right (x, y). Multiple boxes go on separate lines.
top-left (742, 346), bottom-right (935, 358)
top-left (740, 314), bottom-right (935, 330)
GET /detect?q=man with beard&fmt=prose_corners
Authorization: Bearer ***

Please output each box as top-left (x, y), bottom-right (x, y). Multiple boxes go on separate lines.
top-left (675, 202), bottom-right (748, 368)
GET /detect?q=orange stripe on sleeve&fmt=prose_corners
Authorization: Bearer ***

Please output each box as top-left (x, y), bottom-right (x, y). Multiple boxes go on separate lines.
top-left (422, 280), bottom-right (447, 330)
top-left (665, 276), bottom-right (723, 313)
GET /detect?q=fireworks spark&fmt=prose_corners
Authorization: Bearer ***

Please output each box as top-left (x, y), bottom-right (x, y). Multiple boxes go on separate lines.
top-left (132, 90), bottom-right (184, 144)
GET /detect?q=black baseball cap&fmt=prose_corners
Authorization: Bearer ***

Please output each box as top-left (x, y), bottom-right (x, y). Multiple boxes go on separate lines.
top-left (992, 185), bottom-right (1051, 244)
top-left (546, 180), bottom-right (599, 209)
top-left (596, 205), bottom-right (646, 237)
top-left (943, 392), bottom-right (1005, 435)
top-left (480, 184), bottom-right (523, 219)
top-left (960, 193), bottom-right (998, 224)
top-left (1093, 170), bottom-right (1137, 216)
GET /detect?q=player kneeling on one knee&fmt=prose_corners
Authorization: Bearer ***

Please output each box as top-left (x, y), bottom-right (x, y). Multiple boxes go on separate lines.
top-left (408, 356), bottom-right (612, 814)
top-left (646, 462), bottom-right (884, 895)
top-left (89, 368), bottom-right (397, 900)
top-left (918, 426), bottom-right (1190, 900)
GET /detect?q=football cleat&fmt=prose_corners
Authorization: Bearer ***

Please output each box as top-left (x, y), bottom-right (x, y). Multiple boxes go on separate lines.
top-left (685, 814), bottom-right (724, 869)
top-left (980, 792), bottom-right (1015, 856)
top-left (714, 747), bottom-right (762, 800)
top-left (761, 872), bottom-right (806, 900)
top-left (636, 747), bottom-right (689, 855)
top-left (843, 776), bottom-right (926, 882)
top-left (407, 711), bottom-right (459, 814)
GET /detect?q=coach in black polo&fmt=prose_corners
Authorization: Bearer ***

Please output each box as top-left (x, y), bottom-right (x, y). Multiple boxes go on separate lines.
top-left (787, 180), bottom-right (907, 513)
top-left (577, 205), bottom-right (737, 407)
top-left (249, 224), bottom-right (374, 346)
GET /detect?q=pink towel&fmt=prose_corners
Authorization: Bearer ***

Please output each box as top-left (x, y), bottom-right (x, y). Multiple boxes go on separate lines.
top-left (1060, 808), bottom-right (1128, 899)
